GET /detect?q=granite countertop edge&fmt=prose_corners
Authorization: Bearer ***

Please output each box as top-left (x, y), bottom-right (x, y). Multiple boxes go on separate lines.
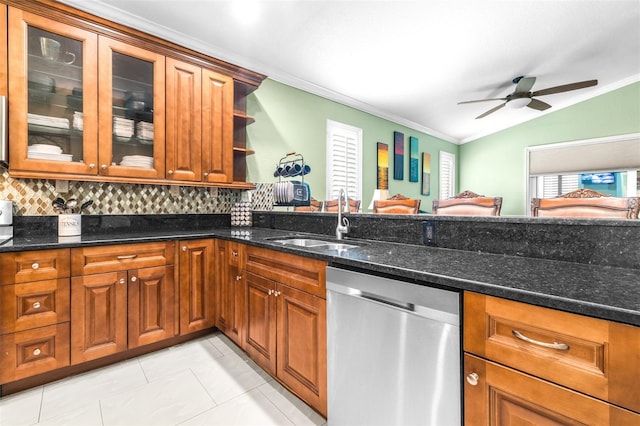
top-left (1, 227), bottom-right (638, 327)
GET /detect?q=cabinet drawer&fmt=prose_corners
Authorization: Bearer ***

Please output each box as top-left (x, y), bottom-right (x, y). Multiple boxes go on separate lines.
top-left (464, 292), bottom-right (640, 413)
top-left (245, 246), bottom-right (327, 298)
top-left (71, 241), bottom-right (175, 275)
top-left (0, 279), bottom-right (70, 334)
top-left (0, 323), bottom-right (70, 383)
top-left (0, 249), bottom-right (70, 284)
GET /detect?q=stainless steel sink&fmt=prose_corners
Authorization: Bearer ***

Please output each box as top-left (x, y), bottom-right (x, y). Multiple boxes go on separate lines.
top-left (270, 238), bottom-right (359, 250)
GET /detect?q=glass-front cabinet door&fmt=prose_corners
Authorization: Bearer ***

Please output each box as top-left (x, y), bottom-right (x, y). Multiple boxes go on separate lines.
top-left (98, 37), bottom-right (165, 179)
top-left (8, 8), bottom-right (98, 175)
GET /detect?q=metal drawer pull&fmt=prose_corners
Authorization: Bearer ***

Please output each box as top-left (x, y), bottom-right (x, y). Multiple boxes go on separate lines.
top-left (235, 275), bottom-right (242, 281)
top-left (117, 254), bottom-right (137, 260)
top-left (131, 276), bottom-right (137, 282)
top-left (466, 373), bottom-right (479, 386)
top-left (32, 262), bottom-right (40, 270)
top-left (119, 278), bottom-right (126, 284)
top-left (512, 329), bottom-right (570, 350)
top-left (231, 251), bottom-right (238, 257)
top-left (33, 348), bottom-right (41, 356)
top-left (32, 302), bottom-right (41, 309)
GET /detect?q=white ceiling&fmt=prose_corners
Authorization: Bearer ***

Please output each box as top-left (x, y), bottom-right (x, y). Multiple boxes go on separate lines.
top-left (59, 0), bottom-right (640, 144)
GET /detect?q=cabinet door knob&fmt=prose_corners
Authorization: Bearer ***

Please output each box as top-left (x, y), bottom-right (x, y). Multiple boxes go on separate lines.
top-left (268, 289), bottom-right (273, 295)
top-left (33, 348), bottom-right (41, 356)
top-left (131, 276), bottom-right (137, 282)
top-left (203, 172), bottom-right (209, 177)
top-left (32, 301), bottom-right (41, 309)
top-left (31, 262), bottom-right (39, 270)
top-left (89, 163), bottom-right (96, 169)
top-left (168, 170), bottom-right (174, 175)
top-left (235, 275), bottom-right (242, 281)
top-left (231, 250), bottom-right (238, 257)
top-left (101, 164), bottom-right (108, 170)
top-left (182, 246), bottom-right (187, 251)
top-left (466, 373), bottom-right (479, 386)
top-left (119, 278), bottom-right (126, 284)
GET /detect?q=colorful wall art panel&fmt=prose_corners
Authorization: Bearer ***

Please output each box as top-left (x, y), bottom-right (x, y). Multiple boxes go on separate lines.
top-left (393, 131), bottom-right (404, 180)
top-left (422, 153), bottom-right (431, 196)
top-left (376, 142), bottom-right (389, 190)
top-left (409, 136), bottom-right (419, 182)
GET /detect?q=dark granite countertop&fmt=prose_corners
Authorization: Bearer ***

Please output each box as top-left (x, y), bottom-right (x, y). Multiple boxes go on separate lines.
top-left (1, 224), bottom-right (638, 327)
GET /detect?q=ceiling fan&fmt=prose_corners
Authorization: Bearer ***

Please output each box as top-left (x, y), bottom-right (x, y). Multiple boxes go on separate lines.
top-left (458, 76), bottom-right (598, 119)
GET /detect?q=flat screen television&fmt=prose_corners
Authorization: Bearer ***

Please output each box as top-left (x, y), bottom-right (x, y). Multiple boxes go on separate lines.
top-left (580, 172), bottom-right (616, 184)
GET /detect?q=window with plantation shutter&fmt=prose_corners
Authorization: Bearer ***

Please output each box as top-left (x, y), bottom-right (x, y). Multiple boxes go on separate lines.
top-left (326, 120), bottom-right (362, 203)
top-left (439, 151), bottom-right (455, 199)
top-left (541, 174), bottom-right (580, 198)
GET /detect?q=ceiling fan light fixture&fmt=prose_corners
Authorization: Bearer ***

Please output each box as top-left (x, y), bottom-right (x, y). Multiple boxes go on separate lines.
top-left (507, 97), bottom-right (531, 109)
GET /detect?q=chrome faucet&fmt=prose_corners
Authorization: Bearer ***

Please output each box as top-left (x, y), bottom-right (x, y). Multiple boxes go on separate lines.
top-left (336, 188), bottom-right (350, 240)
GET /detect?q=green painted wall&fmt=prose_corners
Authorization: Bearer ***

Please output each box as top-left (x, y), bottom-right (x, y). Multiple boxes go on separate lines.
top-left (459, 82), bottom-right (640, 215)
top-left (246, 79), bottom-right (457, 211)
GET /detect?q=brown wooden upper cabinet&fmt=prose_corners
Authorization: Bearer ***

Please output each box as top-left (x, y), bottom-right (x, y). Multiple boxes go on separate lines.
top-left (166, 59), bottom-right (233, 183)
top-left (8, 8), bottom-right (99, 176)
top-left (6, 2), bottom-right (264, 187)
top-left (98, 37), bottom-right (165, 179)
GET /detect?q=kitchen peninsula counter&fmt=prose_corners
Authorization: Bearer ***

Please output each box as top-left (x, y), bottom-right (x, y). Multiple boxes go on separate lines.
top-left (2, 213), bottom-right (638, 327)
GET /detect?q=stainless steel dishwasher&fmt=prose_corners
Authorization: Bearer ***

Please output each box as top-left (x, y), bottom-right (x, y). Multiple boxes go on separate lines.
top-left (327, 266), bottom-right (460, 425)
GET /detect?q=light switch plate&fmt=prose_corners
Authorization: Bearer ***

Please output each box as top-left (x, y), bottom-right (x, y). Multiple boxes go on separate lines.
top-left (55, 180), bottom-right (69, 194)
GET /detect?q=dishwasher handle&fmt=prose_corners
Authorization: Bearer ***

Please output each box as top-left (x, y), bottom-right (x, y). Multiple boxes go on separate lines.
top-left (328, 280), bottom-right (459, 326)
top-left (360, 291), bottom-right (416, 312)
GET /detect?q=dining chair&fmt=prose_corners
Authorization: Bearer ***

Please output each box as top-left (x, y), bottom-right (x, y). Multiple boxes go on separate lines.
top-left (294, 198), bottom-right (323, 212)
top-left (373, 197), bottom-right (421, 214)
top-left (531, 188), bottom-right (640, 218)
top-left (432, 190), bottom-right (502, 216)
top-left (324, 199), bottom-right (361, 213)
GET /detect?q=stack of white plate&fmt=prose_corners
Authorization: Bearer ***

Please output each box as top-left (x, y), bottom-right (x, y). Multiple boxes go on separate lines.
top-left (28, 113), bottom-right (69, 129)
top-left (119, 155), bottom-right (153, 168)
top-left (273, 181), bottom-right (294, 204)
top-left (137, 121), bottom-right (154, 143)
top-left (113, 116), bottom-right (134, 138)
top-left (27, 144), bottom-right (72, 162)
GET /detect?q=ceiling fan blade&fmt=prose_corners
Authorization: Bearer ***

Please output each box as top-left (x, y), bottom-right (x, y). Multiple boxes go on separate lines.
top-left (527, 98), bottom-right (552, 111)
top-left (476, 103), bottom-right (505, 119)
top-left (458, 97), bottom-right (507, 105)
top-left (515, 76), bottom-right (536, 93)
top-left (532, 79), bottom-right (598, 97)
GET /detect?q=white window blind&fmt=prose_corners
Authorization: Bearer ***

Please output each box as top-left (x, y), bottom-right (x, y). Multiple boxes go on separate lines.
top-left (541, 174), bottom-right (580, 198)
top-left (439, 151), bottom-right (455, 199)
top-left (326, 120), bottom-right (362, 202)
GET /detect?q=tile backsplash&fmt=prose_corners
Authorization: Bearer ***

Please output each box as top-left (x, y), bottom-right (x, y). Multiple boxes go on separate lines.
top-left (1, 168), bottom-right (276, 216)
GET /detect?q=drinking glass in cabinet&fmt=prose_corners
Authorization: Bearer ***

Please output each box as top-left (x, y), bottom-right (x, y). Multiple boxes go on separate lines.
top-left (110, 52), bottom-right (155, 169)
top-left (27, 26), bottom-right (84, 164)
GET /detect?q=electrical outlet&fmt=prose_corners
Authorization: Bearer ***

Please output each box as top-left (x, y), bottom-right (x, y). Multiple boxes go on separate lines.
top-left (423, 220), bottom-right (437, 246)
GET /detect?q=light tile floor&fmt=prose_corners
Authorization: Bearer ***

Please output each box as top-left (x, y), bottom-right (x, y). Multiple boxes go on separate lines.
top-left (0, 332), bottom-right (327, 426)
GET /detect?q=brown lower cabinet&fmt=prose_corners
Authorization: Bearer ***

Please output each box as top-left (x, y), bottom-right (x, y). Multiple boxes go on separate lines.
top-left (464, 291), bottom-right (640, 425)
top-left (244, 245), bottom-right (327, 417)
top-left (70, 243), bottom-right (176, 364)
top-left (214, 239), bottom-right (246, 348)
top-left (178, 239), bottom-right (216, 335)
top-left (464, 354), bottom-right (640, 425)
top-left (0, 249), bottom-right (71, 384)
